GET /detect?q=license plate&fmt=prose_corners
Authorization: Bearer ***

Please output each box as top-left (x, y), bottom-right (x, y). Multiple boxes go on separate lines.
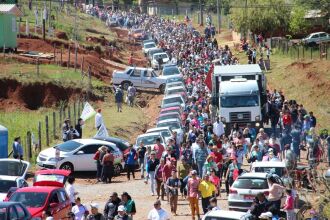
top-left (244, 195), bottom-right (255, 200)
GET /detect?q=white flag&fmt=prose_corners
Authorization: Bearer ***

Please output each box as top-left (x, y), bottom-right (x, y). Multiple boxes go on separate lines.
top-left (80, 102), bottom-right (96, 121)
top-left (94, 124), bottom-right (109, 138)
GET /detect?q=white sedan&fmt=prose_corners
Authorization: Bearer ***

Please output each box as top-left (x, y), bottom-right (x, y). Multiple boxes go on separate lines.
top-left (203, 210), bottom-right (248, 220)
top-left (37, 139), bottom-right (124, 175)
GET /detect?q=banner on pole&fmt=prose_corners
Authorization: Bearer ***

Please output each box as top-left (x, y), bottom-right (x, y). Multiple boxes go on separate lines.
top-left (80, 102), bottom-right (96, 121)
top-left (94, 124), bottom-right (109, 138)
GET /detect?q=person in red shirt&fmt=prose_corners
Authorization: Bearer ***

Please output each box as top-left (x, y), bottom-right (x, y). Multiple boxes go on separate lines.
top-left (282, 110), bottom-right (292, 132)
top-left (162, 158), bottom-right (176, 202)
top-left (154, 138), bottom-right (165, 160)
top-left (210, 146), bottom-right (223, 178)
top-left (283, 189), bottom-right (295, 220)
top-left (128, 53), bottom-right (133, 66)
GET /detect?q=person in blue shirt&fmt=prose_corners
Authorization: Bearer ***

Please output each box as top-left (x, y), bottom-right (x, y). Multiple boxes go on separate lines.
top-left (125, 144), bottom-right (137, 180)
top-left (12, 137), bottom-right (24, 160)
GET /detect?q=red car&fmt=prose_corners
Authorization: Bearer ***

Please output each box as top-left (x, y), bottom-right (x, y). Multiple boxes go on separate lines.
top-left (8, 169), bottom-right (71, 219)
top-left (160, 106), bottom-right (182, 115)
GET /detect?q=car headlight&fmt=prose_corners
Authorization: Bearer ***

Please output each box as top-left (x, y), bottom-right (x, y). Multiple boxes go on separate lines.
top-left (48, 157), bottom-right (65, 162)
top-left (221, 117), bottom-right (226, 123)
top-left (255, 115), bottom-right (260, 121)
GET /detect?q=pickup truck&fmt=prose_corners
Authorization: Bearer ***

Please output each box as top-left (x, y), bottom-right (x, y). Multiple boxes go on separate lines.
top-left (302, 32), bottom-right (330, 46)
top-left (112, 67), bottom-right (167, 93)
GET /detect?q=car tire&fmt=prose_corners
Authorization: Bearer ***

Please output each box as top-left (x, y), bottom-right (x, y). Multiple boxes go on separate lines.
top-left (122, 81), bottom-right (131, 90)
top-left (159, 84), bottom-right (165, 93)
top-left (114, 164), bottom-right (122, 176)
top-left (60, 162), bottom-right (74, 172)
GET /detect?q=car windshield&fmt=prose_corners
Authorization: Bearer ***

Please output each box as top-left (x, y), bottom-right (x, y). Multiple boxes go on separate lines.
top-left (137, 135), bottom-right (163, 145)
top-left (160, 130), bottom-right (171, 138)
top-left (254, 167), bottom-right (284, 176)
top-left (163, 66), bottom-right (180, 76)
top-left (0, 180), bottom-right (16, 193)
top-left (10, 192), bottom-right (48, 208)
top-left (233, 178), bottom-right (268, 189)
top-left (149, 49), bottom-right (163, 56)
top-left (157, 122), bottom-right (180, 130)
top-left (220, 95), bottom-right (259, 108)
top-left (154, 54), bottom-right (168, 59)
top-left (145, 43), bottom-right (156, 48)
top-left (166, 77), bottom-right (183, 83)
top-left (0, 161), bottom-right (28, 176)
top-left (56, 141), bottom-right (83, 152)
top-left (167, 89), bottom-right (185, 95)
top-left (163, 97), bottom-right (183, 105)
top-left (159, 115), bottom-right (180, 122)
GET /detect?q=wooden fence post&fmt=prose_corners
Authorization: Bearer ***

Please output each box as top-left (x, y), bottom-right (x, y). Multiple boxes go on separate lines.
top-left (63, 106), bottom-right (66, 119)
top-left (53, 112), bottom-right (56, 139)
top-left (38, 121), bottom-right (42, 151)
top-left (81, 57), bottom-right (84, 75)
top-left (68, 45), bottom-right (71, 68)
top-left (60, 47), bottom-right (63, 66)
top-left (26, 131), bottom-right (32, 160)
top-left (45, 115), bottom-right (49, 146)
top-left (77, 100), bottom-right (80, 116)
top-left (68, 105), bottom-right (71, 120)
top-left (59, 107), bottom-right (62, 130)
top-left (73, 102), bottom-right (77, 123)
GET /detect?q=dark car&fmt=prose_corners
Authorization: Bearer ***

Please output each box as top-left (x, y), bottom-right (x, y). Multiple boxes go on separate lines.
top-left (0, 202), bottom-right (31, 220)
top-left (94, 136), bottom-right (130, 154)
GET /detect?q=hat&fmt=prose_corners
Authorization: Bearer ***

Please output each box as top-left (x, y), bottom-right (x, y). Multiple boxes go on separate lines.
top-left (118, 205), bottom-right (125, 212)
top-left (268, 148), bottom-right (273, 152)
top-left (110, 192), bottom-right (118, 197)
top-left (170, 157), bottom-right (176, 162)
top-left (191, 170), bottom-right (197, 175)
top-left (90, 203), bottom-right (99, 209)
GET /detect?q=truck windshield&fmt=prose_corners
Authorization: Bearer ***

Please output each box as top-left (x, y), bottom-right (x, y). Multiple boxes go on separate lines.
top-left (220, 95), bottom-right (259, 108)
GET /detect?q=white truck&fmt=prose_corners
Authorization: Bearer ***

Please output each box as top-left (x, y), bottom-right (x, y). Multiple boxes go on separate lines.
top-left (211, 64), bottom-right (267, 133)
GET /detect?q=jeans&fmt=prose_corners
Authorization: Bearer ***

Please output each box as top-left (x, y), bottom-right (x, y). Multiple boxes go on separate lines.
top-left (148, 171), bottom-right (156, 194)
top-left (189, 197), bottom-right (200, 218)
top-left (286, 209), bottom-right (295, 220)
top-left (292, 142), bottom-right (300, 160)
top-left (201, 196), bottom-right (211, 214)
top-left (126, 164), bottom-right (135, 180)
top-left (196, 161), bottom-right (205, 178)
top-left (138, 158), bottom-right (145, 177)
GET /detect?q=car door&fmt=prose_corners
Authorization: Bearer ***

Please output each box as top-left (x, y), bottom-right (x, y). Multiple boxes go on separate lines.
top-left (73, 145), bottom-right (101, 171)
top-left (142, 70), bottom-right (157, 88)
top-left (311, 33), bottom-right (320, 43)
top-left (57, 189), bottom-right (71, 218)
top-left (130, 69), bottom-right (142, 87)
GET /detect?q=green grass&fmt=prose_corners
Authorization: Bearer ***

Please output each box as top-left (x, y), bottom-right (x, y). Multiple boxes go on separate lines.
top-left (0, 58), bottom-right (106, 88)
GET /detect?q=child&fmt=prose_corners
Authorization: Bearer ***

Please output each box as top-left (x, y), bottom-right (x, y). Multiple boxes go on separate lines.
top-left (290, 180), bottom-right (299, 208)
top-left (209, 197), bottom-right (220, 211)
top-left (283, 189), bottom-right (295, 220)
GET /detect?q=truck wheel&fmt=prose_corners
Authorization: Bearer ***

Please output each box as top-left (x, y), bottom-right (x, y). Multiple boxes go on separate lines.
top-left (159, 84), bottom-right (165, 93)
top-left (122, 81), bottom-right (131, 90)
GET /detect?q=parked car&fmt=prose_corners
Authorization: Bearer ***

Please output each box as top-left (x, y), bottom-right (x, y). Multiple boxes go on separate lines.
top-left (147, 48), bottom-right (164, 63)
top-left (165, 81), bottom-right (185, 91)
top-left (161, 94), bottom-right (185, 109)
top-left (157, 118), bottom-right (184, 144)
top-left (146, 127), bottom-right (172, 141)
top-left (160, 106), bottom-right (182, 115)
top-left (165, 75), bottom-right (184, 84)
top-left (251, 161), bottom-right (287, 177)
top-left (93, 136), bottom-right (130, 154)
top-left (132, 29), bottom-right (147, 41)
top-left (151, 52), bottom-right (170, 69)
top-left (0, 202), bottom-right (31, 220)
top-left (112, 67), bottom-right (167, 93)
top-left (164, 86), bottom-right (187, 100)
top-left (36, 139), bottom-right (124, 175)
top-left (228, 172), bottom-right (284, 211)
top-left (135, 132), bottom-right (166, 150)
top-left (106, 17), bottom-right (118, 27)
top-left (157, 112), bottom-right (183, 125)
top-left (9, 170), bottom-right (72, 219)
top-left (202, 210), bottom-right (248, 220)
top-left (0, 159), bottom-right (30, 201)
top-left (143, 42), bottom-right (157, 55)
top-left (302, 32), bottom-right (330, 46)
top-left (161, 64), bottom-right (181, 77)
top-left (142, 39), bottom-right (155, 46)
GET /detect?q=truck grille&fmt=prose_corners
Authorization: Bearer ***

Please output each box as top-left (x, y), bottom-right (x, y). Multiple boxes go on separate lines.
top-left (229, 112), bottom-right (251, 123)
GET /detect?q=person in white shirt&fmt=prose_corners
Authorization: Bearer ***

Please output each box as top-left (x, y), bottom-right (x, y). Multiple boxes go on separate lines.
top-left (213, 117), bottom-right (224, 138)
top-left (209, 197), bottom-right (221, 211)
top-left (95, 108), bottom-right (104, 130)
top-left (72, 197), bottom-right (88, 220)
top-left (147, 200), bottom-right (170, 220)
top-left (65, 176), bottom-right (78, 206)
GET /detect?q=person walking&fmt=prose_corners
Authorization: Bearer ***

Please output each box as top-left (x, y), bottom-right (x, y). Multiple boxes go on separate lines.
top-left (66, 176), bottom-right (78, 207)
top-left (127, 84), bottom-right (136, 107)
top-left (177, 158), bottom-right (190, 198)
top-left (62, 118), bottom-right (70, 142)
top-left (155, 158), bottom-right (166, 200)
top-left (154, 138), bottom-right (165, 160)
top-left (75, 118), bottom-right (84, 139)
top-left (198, 172), bottom-right (217, 214)
top-left (165, 170), bottom-right (180, 216)
top-left (121, 192), bottom-right (136, 218)
top-left (137, 141), bottom-right (147, 179)
top-left (125, 144), bottom-right (137, 180)
top-left (104, 192), bottom-right (121, 220)
top-left (102, 148), bottom-right (115, 183)
top-left (95, 109), bottom-right (104, 130)
top-left (87, 203), bottom-right (105, 220)
top-left (71, 197), bottom-right (89, 220)
top-left (147, 200), bottom-right (170, 220)
top-left (115, 86), bottom-right (124, 112)
top-left (146, 151), bottom-right (160, 196)
top-left (162, 158), bottom-right (176, 202)
top-left (267, 176), bottom-right (285, 210)
top-left (94, 146), bottom-right (107, 182)
top-left (195, 138), bottom-right (208, 178)
top-left (213, 117), bottom-right (224, 138)
top-left (187, 170), bottom-right (200, 220)
top-left (12, 137), bottom-right (24, 160)
top-left (283, 189), bottom-right (295, 220)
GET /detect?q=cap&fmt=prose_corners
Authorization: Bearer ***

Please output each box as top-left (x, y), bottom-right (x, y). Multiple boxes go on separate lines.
top-left (268, 148), bottom-right (273, 152)
top-left (191, 170), bottom-right (197, 175)
top-left (90, 203), bottom-right (99, 209)
top-left (118, 205), bottom-right (125, 212)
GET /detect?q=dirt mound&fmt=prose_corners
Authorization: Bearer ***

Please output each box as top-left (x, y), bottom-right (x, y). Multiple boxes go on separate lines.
top-left (0, 79), bottom-right (103, 111)
top-left (56, 31), bottom-right (68, 40)
top-left (18, 38), bottom-right (54, 52)
top-left (86, 36), bottom-right (109, 46)
top-left (288, 61), bottom-right (312, 69)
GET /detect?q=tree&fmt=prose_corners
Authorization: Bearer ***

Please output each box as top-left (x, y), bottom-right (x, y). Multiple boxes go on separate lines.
top-left (289, 6), bottom-right (310, 35)
top-left (230, 0), bottom-right (291, 37)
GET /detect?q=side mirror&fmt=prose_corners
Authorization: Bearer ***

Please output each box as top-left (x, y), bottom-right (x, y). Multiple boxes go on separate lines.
top-left (76, 150), bottom-right (84, 155)
top-left (49, 202), bottom-right (58, 208)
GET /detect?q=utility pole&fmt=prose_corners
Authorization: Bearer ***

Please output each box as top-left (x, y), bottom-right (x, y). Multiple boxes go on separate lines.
top-left (199, 0), bottom-right (203, 26)
top-left (217, 0), bottom-right (221, 33)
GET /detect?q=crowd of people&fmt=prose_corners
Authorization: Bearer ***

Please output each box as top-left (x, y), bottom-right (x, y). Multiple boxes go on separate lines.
top-left (29, 6), bottom-right (330, 220)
